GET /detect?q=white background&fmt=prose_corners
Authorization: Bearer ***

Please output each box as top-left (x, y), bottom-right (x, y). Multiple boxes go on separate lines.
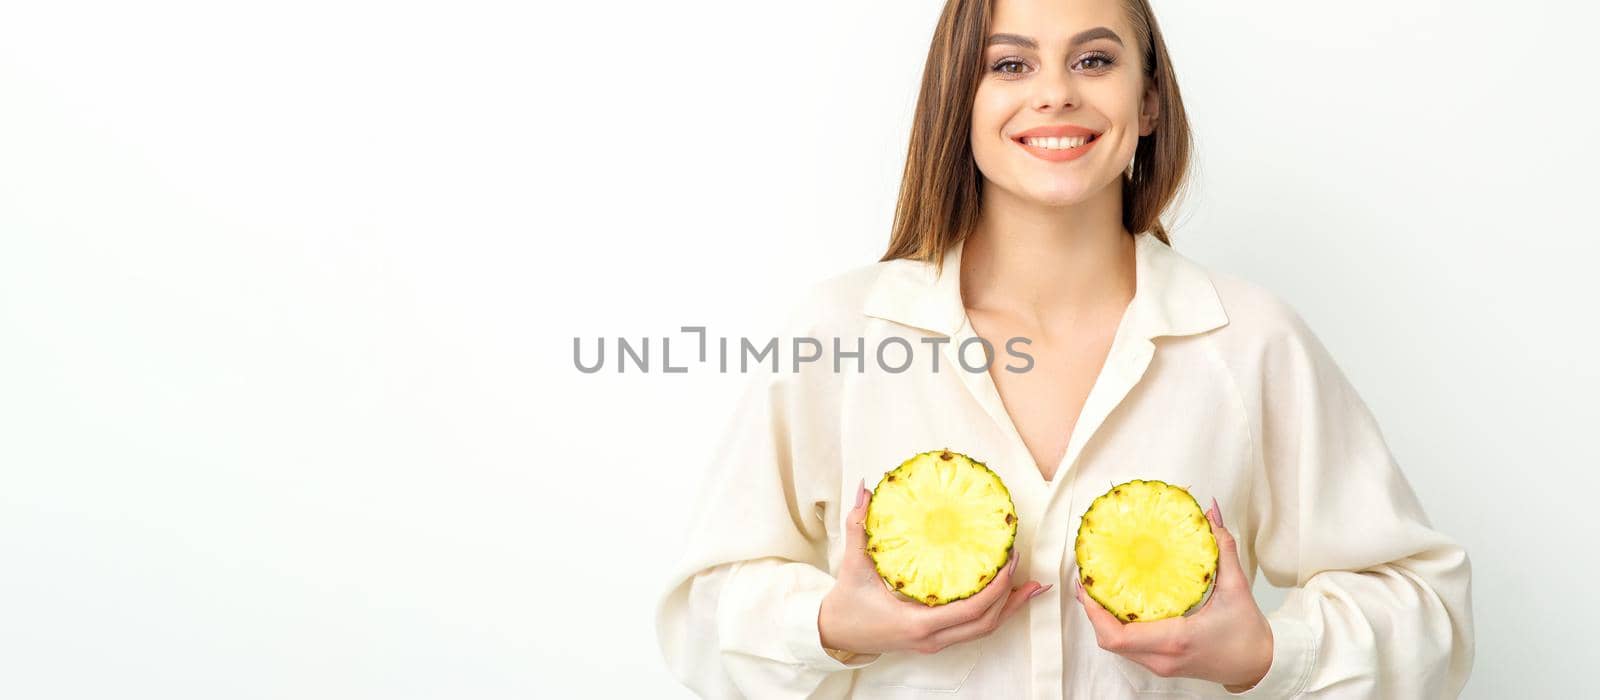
top-left (2, 1), bottom-right (1595, 697)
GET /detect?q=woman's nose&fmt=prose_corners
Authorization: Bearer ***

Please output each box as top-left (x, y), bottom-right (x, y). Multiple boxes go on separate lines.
top-left (1031, 67), bottom-right (1079, 111)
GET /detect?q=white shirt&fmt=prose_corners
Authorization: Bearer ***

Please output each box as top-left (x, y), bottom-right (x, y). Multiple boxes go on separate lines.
top-left (655, 231), bottom-right (1474, 699)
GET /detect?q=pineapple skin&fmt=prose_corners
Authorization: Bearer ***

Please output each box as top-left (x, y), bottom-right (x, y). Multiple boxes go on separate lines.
top-left (863, 449), bottom-right (1019, 607)
top-left (1073, 479), bottom-right (1219, 623)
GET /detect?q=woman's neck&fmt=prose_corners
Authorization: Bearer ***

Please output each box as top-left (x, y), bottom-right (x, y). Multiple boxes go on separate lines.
top-left (961, 181), bottom-right (1137, 326)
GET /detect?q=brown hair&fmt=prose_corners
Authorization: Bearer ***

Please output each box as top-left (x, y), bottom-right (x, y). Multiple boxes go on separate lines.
top-left (878, 0), bottom-right (1193, 273)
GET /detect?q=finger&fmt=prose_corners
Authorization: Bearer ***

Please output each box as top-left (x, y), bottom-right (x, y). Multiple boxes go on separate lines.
top-left (925, 580), bottom-right (1048, 649)
top-left (1205, 498), bottom-right (1247, 594)
top-left (841, 479), bottom-right (874, 578)
top-left (924, 577), bottom-right (1014, 646)
top-left (1118, 651), bottom-right (1184, 679)
top-left (1075, 578), bottom-right (1191, 655)
top-left (918, 549), bottom-right (1018, 628)
top-left (1075, 577), bottom-right (1131, 651)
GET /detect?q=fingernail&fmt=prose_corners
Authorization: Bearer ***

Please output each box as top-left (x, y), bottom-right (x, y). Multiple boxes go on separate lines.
top-left (855, 479), bottom-right (867, 508)
top-left (1210, 497), bottom-right (1224, 527)
top-left (1029, 584), bottom-right (1051, 600)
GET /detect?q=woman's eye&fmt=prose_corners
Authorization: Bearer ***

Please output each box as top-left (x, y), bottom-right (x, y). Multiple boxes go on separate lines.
top-left (1076, 52), bottom-right (1115, 72)
top-left (991, 59), bottom-right (1028, 76)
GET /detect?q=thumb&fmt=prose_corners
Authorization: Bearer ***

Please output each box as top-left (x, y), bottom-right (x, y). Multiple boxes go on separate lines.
top-left (841, 479), bottom-right (876, 579)
top-left (1205, 497), bottom-right (1249, 594)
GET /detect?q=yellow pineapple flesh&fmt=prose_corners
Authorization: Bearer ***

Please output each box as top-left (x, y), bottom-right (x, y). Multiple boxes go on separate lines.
top-left (1074, 479), bottom-right (1217, 622)
top-left (865, 449), bottom-right (1017, 606)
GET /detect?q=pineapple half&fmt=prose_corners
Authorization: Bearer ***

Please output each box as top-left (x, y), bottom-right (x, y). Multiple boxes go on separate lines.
top-left (864, 449), bottom-right (1017, 606)
top-left (1074, 479), bottom-right (1217, 622)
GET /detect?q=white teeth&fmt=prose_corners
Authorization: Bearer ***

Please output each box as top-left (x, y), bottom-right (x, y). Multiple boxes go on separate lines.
top-left (1023, 135), bottom-right (1091, 149)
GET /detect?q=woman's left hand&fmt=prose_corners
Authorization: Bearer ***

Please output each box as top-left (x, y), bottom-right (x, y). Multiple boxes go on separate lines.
top-left (1074, 497), bottom-right (1274, 693)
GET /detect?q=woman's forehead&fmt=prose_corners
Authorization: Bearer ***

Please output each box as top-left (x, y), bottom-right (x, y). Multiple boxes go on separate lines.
top-left (988, 0), bottom-right (1133, 40)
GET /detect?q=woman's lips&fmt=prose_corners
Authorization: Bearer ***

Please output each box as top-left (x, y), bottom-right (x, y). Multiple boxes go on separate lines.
top-left (1015, 133), bottom-right (1099, 162)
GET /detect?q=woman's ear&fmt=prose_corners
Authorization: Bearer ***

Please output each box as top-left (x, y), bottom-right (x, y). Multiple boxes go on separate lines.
top-left (1139, 83), bottom-right (1160, 136)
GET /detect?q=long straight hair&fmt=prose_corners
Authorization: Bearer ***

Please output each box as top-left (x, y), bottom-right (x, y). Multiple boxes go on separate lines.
top-left (879, 0), bottom-right (1193, 273)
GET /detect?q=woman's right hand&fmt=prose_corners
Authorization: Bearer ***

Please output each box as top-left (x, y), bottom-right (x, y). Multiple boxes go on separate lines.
top-left (818, 479), bottom-right (1049, 656)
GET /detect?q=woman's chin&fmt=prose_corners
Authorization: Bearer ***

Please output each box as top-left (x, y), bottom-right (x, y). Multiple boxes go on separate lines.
top-left (983, 167), bottom-right (1119, 208)
top-left (1014, 183), bottom-right (1099, 208)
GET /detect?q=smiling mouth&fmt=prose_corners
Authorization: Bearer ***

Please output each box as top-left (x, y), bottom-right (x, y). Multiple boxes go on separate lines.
top-left (1017, 134), bottom-right (1098, 150)
top-left (1013, 131), bottom-right (1100, 162)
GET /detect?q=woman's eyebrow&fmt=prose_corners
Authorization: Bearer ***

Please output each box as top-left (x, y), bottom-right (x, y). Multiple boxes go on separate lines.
top-left (985, 27), bottom-right (1125, 50)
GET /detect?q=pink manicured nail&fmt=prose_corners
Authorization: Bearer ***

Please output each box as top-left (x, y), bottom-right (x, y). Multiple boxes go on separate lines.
top-left (1210, 497), bottom-right (1224, 527)
top-left (1029, 584), bottom-right (1052, 599)
top-left (855, 479), bottom-right (867, 508)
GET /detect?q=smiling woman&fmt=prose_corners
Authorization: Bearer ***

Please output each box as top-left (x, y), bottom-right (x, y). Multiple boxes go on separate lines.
top-left (880, 0), bottom-right (1192, 271)
top-left (656, 0), bottom-right (1475, 698)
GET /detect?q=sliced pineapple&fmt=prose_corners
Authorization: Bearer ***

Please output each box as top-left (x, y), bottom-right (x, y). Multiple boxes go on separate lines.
top-left (865, 449), bottom-right (1017, 606)
top-left (1074, 479), bottom-right (1217, 622)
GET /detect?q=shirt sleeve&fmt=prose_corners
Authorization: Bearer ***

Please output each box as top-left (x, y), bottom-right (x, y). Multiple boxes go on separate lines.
top-left (654, 307), bottom-right (880, 698)
top-left (1225, 307), bottom-right (1475, 698)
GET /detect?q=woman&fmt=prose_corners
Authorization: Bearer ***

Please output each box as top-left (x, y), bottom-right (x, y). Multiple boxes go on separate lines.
top-left (656, 0), bottom-right (1474, 697)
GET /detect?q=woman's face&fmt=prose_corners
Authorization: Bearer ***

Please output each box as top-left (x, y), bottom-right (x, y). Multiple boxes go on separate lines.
top-left (972, 0), bottom-right (1158, 207)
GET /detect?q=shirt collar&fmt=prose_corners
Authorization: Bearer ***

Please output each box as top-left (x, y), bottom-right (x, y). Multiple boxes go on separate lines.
top-left (861, 230), bottom-right (1229, 340)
